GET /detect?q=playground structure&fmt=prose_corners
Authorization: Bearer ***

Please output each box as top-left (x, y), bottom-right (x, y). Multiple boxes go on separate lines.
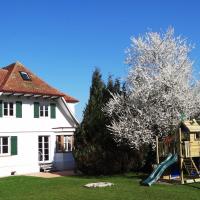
top-left (143, 119), bottom-right (200, 186)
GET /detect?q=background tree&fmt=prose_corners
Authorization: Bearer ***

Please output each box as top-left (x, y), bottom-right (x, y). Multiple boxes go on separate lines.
top-left (73, 69), bottom-right (136, 174)
top-left (73, 69), bottom-right (105, 174)
top-left (104, 27), bottom-right (200, 151)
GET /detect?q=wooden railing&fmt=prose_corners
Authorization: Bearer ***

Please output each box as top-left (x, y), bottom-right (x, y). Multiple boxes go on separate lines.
top-left (158, 141), bottom-right (177, 157)
top-left (183, 141), bottom-right (200, 157)
top-left (158, 139), bottom-right (200, 158)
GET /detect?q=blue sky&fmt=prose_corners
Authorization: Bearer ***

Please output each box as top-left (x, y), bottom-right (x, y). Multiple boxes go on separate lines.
top-left (0, 0), bottom-right (200, 121)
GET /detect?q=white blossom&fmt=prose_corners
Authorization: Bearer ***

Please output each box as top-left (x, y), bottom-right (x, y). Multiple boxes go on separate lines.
top-left (104, 27), bottom-right (200, 149)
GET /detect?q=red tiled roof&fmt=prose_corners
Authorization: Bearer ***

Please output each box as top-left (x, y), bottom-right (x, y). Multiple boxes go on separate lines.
top-left (0, 68), bottom-right (8, 86)
top-left (0, 62), bottom-right (79, 103)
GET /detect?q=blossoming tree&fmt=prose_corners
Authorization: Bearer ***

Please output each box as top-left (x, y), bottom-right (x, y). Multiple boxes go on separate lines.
top-left (104, 28), bottom-right (200, 149)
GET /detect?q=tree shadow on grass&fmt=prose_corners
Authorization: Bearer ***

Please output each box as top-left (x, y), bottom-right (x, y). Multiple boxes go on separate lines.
top-left (183, 183), bottom-right (200, 190)
top-left (71, 172), bottom-right (147, 181)
top-left (123, 173), bottom-right (148, 180)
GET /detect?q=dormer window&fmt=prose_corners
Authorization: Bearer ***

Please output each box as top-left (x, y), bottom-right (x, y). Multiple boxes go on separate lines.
top-left (19, 71), bottom-right (31, 81)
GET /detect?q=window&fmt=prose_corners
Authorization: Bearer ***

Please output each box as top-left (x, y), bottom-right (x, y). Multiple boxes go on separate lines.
top-left (19, 71), bottom-right (31, 81)
top-left (195, 133), bottom-right (200, 140)
top-left (34, 102), bottom-right (56, 119)
top-left (4, 102), bottom-right (14, 116)
top-left (64, 136), bottom-right (73, 152)
top-left (40, 104), bottom-right (48, 117)
top-left (0, 137), bottom-right (9, 155)
top-left (57, 135), bottom-right (62, 152)
top-left (38, 136), bottom-right (49, 162)
top-left (56, 135), bottom-right (73, 152)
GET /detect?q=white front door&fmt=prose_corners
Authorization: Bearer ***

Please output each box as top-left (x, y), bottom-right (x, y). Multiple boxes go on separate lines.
top-left (38, 136), bottom-right (50, 162)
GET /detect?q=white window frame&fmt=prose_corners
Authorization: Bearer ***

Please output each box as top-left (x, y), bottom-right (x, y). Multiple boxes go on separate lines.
top-left (38, 136), bottom-right (50, 163)
top-left (63, 136), bottom-right (73, 152)
top-left (56, 135), bottom-right (73, 153)
top-left (3, 102), bottom-right (14, 117)
top-left (0, 136), bottom-right (10, 156)
top-left (39, 104), bottom-right (49, 118)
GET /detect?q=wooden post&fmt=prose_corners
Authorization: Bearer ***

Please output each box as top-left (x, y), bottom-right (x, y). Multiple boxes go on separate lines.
top-left (156, 136), bottom-right (159, 164)
top-left (179, 128), bottom-right (184, 184)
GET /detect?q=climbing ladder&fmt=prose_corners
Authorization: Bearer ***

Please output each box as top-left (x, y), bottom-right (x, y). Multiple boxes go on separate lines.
top-left (183, 158), bottom-right (200, 177)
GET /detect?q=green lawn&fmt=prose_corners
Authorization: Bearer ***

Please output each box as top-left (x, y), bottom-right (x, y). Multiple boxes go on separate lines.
top-left (0, 173), bottom-right (199, 200)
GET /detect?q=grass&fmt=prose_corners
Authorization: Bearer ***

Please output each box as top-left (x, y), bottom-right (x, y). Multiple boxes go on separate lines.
top-left (0, 173), bottom-right (199, 200)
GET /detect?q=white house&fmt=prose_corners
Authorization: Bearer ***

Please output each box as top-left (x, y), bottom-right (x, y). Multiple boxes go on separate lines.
top-left (0, 62), bottom-right (79, 177)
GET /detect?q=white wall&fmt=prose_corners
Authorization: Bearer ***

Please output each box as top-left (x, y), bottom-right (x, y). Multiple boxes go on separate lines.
top-left (66, 103), bottom-right (76, 115)
top-left (0, 95), bottom-right (76, 132)
top-left (0, 132), bottom-right (40, 177)
top-left (0, 95), bottom-right (76, 177)
top-left (0, 131), bottom-right (75, 177)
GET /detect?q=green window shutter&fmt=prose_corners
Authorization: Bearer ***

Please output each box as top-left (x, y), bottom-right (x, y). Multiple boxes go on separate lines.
top-left (50, 103), bottom-right (56, 119)
top-left (0, 100), bottom-right (2, 117)
top-left (11, 136), bottom-right (18, 155)
top-left (34, 102), bottom-right (39, 118)
top-left (16, 101), bottom-right (22, 118)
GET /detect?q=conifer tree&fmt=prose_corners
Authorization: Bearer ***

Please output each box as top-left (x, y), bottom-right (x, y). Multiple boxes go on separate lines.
top-left (74, 69), bottom-right (135, 174)
top-left (73, 69), bottom-right (106, 174)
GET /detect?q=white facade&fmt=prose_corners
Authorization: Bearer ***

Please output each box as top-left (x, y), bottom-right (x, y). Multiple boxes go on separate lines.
top-left (0, 94), bottom-right (78, 177)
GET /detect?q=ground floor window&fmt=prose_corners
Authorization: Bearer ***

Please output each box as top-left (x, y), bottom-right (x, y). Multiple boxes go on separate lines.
top-left (0, 137), bottom-right (9, 155)
top-left (38, 136), bottom-right (49, 162)
top-left (56, 135), bottom-right (73, 152)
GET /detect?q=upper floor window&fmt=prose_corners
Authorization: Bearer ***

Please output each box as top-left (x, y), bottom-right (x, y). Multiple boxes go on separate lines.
top-left (0, 101), bottom-right (22, 118)
top-left (4, 102), bottom-right (14, 116)
top-left (34, 102), bottom-right (56, 119)
top-left (0, 137), bottom-right (9, 155)
top-left (40, 104), bottom-right (49, 117)
top-left (19, 71), bottom-right (31, 81)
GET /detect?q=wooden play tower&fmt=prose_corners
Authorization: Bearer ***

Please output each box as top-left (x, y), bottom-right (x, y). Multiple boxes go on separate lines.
top-left (157, 119), bottom-right (200, 184)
